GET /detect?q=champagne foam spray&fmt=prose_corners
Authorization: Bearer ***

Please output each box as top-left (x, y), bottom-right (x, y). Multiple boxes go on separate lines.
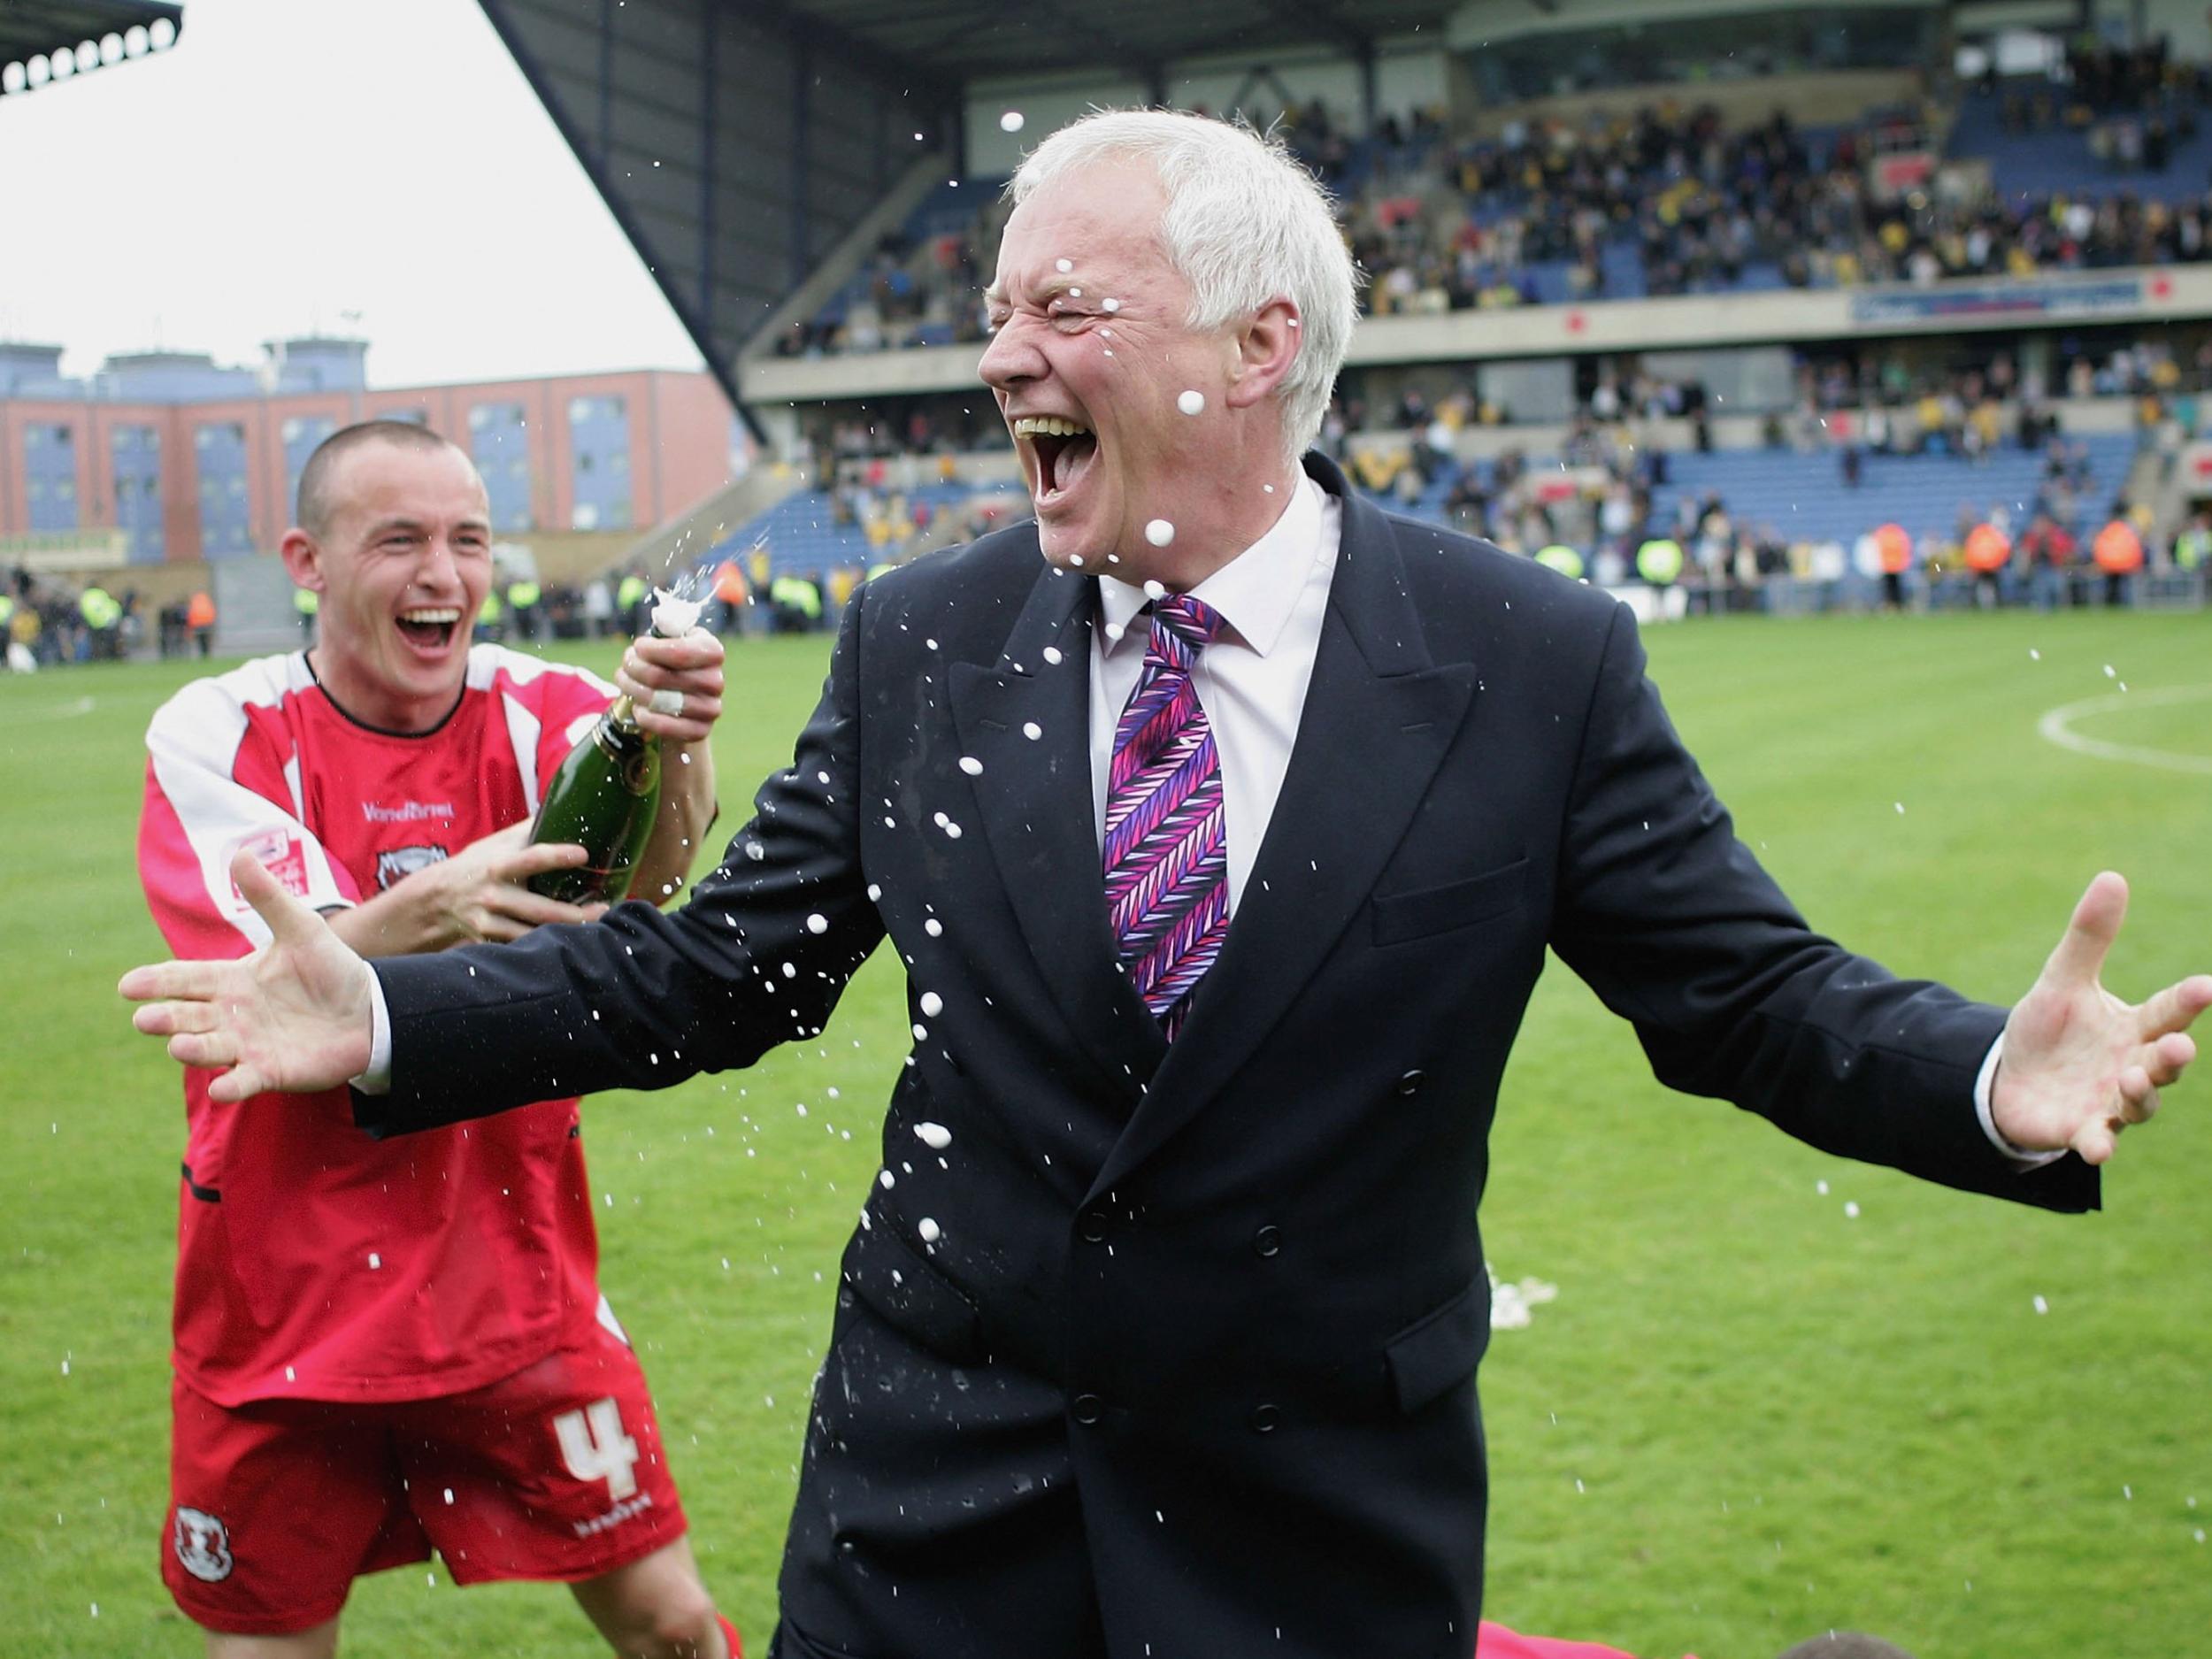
top-left (649, 587), bottom-right (706, 638)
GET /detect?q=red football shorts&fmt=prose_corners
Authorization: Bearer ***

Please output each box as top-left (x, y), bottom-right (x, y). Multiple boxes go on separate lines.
top-left (164, 1309), bottom-right (689, 1635)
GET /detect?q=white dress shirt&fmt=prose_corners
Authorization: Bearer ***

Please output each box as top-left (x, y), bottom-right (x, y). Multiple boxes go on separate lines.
top-left (1089, 472), bottom-right (1337, 911)
top-left (365, 471), bottom-right (2039, 1164)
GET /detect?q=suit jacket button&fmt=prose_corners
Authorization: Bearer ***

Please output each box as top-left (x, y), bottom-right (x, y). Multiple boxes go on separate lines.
top-left (1071, 1393), bottom-right (1104, 1425)
top-left (1395, 1069), bottom-right (1426, 1096)
top-left (1079, 1209), bottom-right (1109, 1244)
top-left (1249, 1403), bottom-right (1281, 1433)
top-left (1252, 1225), bottom-right (1282, 1258)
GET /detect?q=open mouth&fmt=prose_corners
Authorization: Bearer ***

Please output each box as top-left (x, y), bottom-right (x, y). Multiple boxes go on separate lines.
top-left (396, 607), bottom-right (462, 651)
top-left (1013, 415), bottom-right (1097, 508)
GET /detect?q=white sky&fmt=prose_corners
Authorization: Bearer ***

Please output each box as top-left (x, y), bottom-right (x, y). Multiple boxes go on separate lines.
top-left (0, 0), bottom-right (704, 388)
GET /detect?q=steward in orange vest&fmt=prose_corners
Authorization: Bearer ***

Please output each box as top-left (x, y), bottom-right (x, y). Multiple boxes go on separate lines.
top-left (2092, 518), bottom-right (2143, 608)
top-left (1963, 524), bottom-right (2010, 608)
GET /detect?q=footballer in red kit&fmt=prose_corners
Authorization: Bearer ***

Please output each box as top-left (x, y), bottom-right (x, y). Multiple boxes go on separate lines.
top-left (136, 422), bottom-right (742, 1659)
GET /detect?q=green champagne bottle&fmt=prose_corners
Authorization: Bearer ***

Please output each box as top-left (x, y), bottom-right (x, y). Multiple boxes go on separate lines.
top-left (526, 694), bottom-right (662, 905)
top-left (526, 588), bottom-right (699, 905)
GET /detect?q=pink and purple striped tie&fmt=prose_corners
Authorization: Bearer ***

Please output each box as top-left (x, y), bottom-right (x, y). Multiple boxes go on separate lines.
top-left (1103, 594), bottom-right (1230, 1037)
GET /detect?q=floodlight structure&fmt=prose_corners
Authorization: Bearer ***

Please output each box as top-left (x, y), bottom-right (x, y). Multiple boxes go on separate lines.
top-left (0, 1), bottom-right (184, 98)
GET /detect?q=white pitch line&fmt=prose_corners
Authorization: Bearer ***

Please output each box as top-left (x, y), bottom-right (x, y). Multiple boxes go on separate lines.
top-left (2037, 685), bottom-right (2212, 777)
top-left (11, 694), bottom-right (99, 720)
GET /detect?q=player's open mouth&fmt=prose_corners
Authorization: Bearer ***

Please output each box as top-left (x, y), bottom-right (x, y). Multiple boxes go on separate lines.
top-left (1013, 415), bottom-right (1097, 511)
top-left (396, 607), bottom-right (462, 652)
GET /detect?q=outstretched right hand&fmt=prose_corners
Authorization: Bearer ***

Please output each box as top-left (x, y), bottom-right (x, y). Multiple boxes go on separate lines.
top-left (121, 849), bottom-right (377, 1103)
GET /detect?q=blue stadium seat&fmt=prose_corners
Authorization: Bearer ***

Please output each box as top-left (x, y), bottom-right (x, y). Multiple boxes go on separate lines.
top-left (1645, 433), bottom-right (2135, 546)
top-left (1948, 87), bottom-right (2212, 204)
top-left (687, 480), bottom-right (982, 586)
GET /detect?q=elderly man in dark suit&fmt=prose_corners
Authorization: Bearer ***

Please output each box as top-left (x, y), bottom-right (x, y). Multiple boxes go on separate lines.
top-left (127, 111), bottom-right (2208, 1659)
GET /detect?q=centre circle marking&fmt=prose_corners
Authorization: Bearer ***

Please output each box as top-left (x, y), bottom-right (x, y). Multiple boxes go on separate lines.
top-left (2036, 684), bottom-right (2212, 777)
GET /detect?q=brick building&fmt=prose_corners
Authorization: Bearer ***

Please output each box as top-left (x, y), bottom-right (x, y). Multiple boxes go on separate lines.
top-left (0, 337), bottom-right (741, 566)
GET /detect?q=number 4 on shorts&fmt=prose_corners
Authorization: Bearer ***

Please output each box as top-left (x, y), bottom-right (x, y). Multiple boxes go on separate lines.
top-left (555, 1396), bottom-right (641, 1502)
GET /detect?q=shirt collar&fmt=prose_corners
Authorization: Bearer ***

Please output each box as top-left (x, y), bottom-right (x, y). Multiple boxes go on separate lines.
top-left (1096, 473), bottom-right (1324, 659)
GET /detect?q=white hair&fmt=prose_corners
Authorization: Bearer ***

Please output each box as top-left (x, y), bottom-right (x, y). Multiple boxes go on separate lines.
top-left (1007, 109), bottom-right (1359, 469)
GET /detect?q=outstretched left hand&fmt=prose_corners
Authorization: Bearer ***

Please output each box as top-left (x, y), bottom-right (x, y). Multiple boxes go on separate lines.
top-left (1990, 872), bottom-right (2212, 1164)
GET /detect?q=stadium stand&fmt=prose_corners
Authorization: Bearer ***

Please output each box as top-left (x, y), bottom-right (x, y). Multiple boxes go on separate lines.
top-left (1645, 432), bottom-right (2139, 549)
top-left (772, 76), bottom-right (2212, 361)
top-left (16, 6), bottom-right (2209, 650)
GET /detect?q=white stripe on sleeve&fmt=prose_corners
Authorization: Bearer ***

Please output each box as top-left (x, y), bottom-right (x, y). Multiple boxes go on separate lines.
top-left (145, 657), bottom-right (353, 950)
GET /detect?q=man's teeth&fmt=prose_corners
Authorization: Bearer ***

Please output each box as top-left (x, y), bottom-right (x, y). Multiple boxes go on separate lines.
top-left (1013, 416), bottom-right (1092, 438)
top-left (399, 608), bottom-right (461, 625)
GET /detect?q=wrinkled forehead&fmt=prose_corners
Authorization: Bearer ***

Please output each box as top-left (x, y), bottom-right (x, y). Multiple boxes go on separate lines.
top-left (330, 442), bottom-right (490, 531)
top-left (992, 159), bottom-right (1173, 297)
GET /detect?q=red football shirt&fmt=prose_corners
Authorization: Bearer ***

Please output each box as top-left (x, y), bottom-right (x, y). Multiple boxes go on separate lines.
top-left (139, 646), bottom-right (617, 1406)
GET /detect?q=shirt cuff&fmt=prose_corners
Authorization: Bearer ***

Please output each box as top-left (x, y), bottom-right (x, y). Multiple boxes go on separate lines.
top-left (352, 969), bottom-right (394, 1095)
top-left (1974, 1033), bottom-right (2066, 1168)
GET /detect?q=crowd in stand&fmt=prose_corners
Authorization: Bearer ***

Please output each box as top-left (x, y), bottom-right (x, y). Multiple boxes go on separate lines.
top-left (1415, 415), bottom-right (2193, 612)
top-left (768, 57), bottom-right (2212, 362)
top-left (1994, 34), bottom-right (2212, 171)
top-left (1310, 339), bottom-right (2212, 611)
top-left (1348, 93), bottom-right (2212, 314)
top-left (3, 565), bottom-right (163, 669)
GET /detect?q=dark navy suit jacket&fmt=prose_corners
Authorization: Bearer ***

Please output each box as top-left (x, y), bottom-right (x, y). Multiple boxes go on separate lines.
top-left (364, 453), bottom-right (2095, 1659)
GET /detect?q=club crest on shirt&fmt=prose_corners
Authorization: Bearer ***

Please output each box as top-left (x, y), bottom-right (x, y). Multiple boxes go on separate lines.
top-left (231, 829), bottom-right (310, 902)
top-left (173, 1507), bottom-right (234, 1582)
top-left (376, 844), bottom-right (450, 890)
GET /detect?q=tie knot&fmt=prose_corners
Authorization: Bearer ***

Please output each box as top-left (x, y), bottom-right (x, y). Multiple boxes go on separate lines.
top-left (1152, 593), bottom-right (1229, 652)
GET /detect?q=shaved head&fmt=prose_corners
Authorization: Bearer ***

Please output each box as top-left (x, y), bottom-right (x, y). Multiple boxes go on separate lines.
top-left (296, 421), bottom-right (471, 540)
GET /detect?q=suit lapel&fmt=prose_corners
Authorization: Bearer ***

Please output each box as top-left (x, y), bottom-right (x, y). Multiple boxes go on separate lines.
top-left (949, 563), bottom-right (1167, 1099)
top-left (1094, 473), bottom-right (1477, 1194)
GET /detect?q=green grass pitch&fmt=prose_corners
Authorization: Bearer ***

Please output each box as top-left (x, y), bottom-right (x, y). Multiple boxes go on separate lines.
top-left (2, 608), bottom-right (2208, 1657)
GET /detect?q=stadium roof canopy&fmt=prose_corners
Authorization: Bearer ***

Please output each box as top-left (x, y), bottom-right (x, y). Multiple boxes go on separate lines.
top-left (0, 1), bottom-right (183, 97)
top-left (478, 0), bottom-right (1455, 417)
top-left (762, 0), bottom-right (1456, 87)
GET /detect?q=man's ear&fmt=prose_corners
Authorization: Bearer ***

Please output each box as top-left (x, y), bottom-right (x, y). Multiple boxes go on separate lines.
top-left (279, 528), bottom-right (326, 592)
top-left (1224, 298), bottom-right (1302, 411)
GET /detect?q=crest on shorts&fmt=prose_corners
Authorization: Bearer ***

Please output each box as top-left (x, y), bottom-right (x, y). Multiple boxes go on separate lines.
top-left (173, 1507), bottom-right (234, 1582)
top-left (375, 844), bottom-right (449, 890)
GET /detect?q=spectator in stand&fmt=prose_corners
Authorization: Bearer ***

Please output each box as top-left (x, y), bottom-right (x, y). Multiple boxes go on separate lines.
top-left (2020, 511), bottom-right (2079, 610)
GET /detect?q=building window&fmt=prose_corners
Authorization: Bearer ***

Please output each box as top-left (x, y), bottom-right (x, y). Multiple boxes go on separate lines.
top-left (569, 392), bottom-right (632, 532)
top-left (195, 422), bottom-right (253, 557)
top-left (111, 422), bottom-right (164, 562)
top-left (25, 423), bottom-right (80, 533)
top-left (469, 401), bottom-right (533, 532)
top-left (282, 415), bottom-right (336, 527)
